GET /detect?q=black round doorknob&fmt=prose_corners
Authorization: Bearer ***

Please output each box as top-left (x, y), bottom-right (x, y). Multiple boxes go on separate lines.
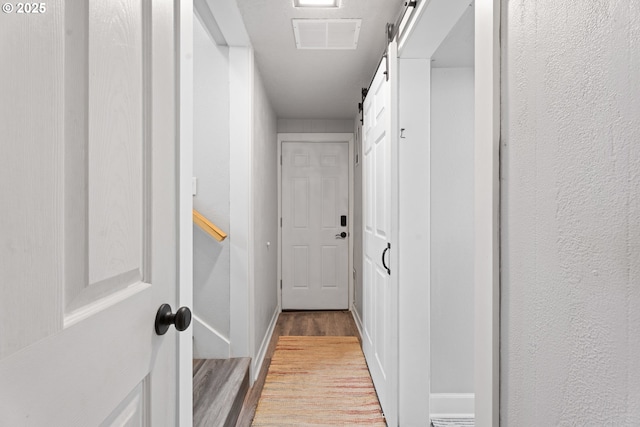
top-left (155, 304), bottom-right (192, 335)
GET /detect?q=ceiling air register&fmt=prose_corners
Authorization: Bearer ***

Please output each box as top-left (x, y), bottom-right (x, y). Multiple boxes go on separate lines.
top-left (292, 19), bottom-right (362, 50)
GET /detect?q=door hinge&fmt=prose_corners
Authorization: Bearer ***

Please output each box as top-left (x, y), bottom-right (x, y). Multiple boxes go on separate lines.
top-left (280, 154), bottom-right (282, 165)
top-left (280, 217), bottom-right (282, 227)
top-left (280, 279), bottom-right (282, 289)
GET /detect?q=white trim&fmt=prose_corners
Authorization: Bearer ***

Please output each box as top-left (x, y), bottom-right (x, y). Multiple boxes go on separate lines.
top-left (430, 393), bottom-right (475, 418)
top-left (229, 47), bottom-right (254, 358)
top-left (388, 40), bottom-right (400, 427)
top-left (350, 303), bottom-right (364, 339)
top-left (178, 2), bottom-right (194, 426)
top-left (397, 0), bottom-right (428, 52)
top-left (397, 57), bottom-right (431, 426)
top-left (397, 1), bottom-right (501, 425)
top-left (277, 132), bottom-right (355, 311)
top-left (192, 315), bottom-right (231, 359)
top-left (252, 307), bottom-right (280, 382)
top-left (348, 133), bottom-right (355, 310)
top-left (474, 0), bottom-right (501, 425)
top-left (398, 0), bottom-right (472, 59)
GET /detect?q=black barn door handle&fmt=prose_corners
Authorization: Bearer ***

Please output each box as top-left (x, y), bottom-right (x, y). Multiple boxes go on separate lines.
top-left (381, 243), bottom-right (391, 275)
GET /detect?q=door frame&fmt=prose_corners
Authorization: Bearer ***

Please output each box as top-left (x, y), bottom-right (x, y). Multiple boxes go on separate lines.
top-left (473, 1), bottom-right (501, 424)
top-left (277, 133), bottom-right (355, 311)
top-left (397, 0), bottom-right (501, 424)
top-left (178, 1), bottom-right (194, 426)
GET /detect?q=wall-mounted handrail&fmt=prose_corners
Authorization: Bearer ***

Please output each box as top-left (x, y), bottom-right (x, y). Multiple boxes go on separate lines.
top-left (193, 209), bottom-right (227, 242)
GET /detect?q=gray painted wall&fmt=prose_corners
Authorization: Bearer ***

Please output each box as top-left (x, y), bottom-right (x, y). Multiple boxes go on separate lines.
top-left (252, 66), bottom-right (279, 358)
top-left (192, 15), bottom-right (231, 358)
top-left (502, 0), bottom-right (640, 424)
top-left (277, 119), bottom-right (355, 134)
top-left (430, 67), bottom-right (475, 393)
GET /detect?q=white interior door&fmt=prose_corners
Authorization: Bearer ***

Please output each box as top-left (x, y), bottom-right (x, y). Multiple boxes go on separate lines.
top-left (362, 42), bottom-right (399, 426)
top-left (281, 142), bottom-right (350, 310)
top-left (0, 2), bottom-right (186, 425)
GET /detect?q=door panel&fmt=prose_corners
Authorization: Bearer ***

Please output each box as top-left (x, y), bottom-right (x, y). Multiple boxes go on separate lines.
top-left (282, 142), bottom-right (349, 310)
top-left (66, 0), bottom-right (148, 319)
top-left (362, 42), bottom-right (399, 426)
top-left (0, 1), bottom-right (182, 425)
top-left (100, 380), bottom-right (149, 427)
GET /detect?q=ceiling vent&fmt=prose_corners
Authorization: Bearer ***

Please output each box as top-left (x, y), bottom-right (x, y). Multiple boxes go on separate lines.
top-left (292, 19), bottom-right (362, 50)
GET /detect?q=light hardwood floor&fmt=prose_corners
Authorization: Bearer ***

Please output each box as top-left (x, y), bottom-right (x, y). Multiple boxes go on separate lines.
top-left (235, 310), bottom-right (360, 427)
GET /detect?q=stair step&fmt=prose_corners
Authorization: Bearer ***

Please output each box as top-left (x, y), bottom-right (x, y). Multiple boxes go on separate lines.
top-left (193, 357), bottom-right (251, 427)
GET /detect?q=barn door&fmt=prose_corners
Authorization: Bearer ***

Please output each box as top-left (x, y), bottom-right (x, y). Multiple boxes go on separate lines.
top-left (0, 1), bottom-right (187, 425)
top-left (362, 41), bottom-right (399, 426)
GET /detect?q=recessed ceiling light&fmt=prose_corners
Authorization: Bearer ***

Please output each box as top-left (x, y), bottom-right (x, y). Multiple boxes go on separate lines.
top-left (293, 0), bottom-right (340, 8)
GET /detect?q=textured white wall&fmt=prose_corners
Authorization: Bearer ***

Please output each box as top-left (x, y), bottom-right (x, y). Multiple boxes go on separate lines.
top-left (252, 66), bottom-right (279, 366)
top-left (192, 16), bottom-right (231, 358)
top-left (501, 1), bottom-right (640, 424)
top-left (430, 67), bottom-right (475, 393)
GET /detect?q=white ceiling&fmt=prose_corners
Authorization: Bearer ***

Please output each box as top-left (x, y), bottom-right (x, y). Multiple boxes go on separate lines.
top-left (235, 0), bottom-right (403, 119)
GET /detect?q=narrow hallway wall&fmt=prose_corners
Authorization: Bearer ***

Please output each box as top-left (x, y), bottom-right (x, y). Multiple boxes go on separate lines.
top-left (252, 66), bottom-right (279, 373)
top-left (430, 67), bottom-right (474, 394)
top-left (501, 1), bottom-right (640, 424)
top-left (192, 15), bottom-right (231, 358)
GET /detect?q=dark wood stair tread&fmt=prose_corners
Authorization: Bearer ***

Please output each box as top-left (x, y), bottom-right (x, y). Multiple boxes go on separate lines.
top-left (193, 357), bottom-right (251, 427)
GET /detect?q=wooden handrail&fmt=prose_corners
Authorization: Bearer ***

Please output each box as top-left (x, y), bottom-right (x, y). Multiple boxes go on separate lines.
top-left (193, 209), bottom-right (227, 242)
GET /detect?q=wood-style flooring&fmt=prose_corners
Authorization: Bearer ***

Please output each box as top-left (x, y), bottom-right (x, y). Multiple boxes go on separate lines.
top-left (235, 310), bottom-right (360, 427)
top-left (193, 357), bottom-right (251, 427)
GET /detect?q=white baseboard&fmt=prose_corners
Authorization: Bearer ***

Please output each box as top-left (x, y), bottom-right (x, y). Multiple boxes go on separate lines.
top-left (252, 306), bottom-right (280, 384)
top-left (430, 393), bottom-right (475, 418)
top-left (351, 305), bottom-right (364, 340)
top-left (192, 314), bottom-right (231, 359)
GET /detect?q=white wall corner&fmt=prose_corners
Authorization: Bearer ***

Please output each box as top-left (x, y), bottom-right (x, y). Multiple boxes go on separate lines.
top-left (229, 46), bottom-right (255, 358)
top-left (252, 307), bottom-right (280, 384)
top-left (204, 0), bottom-right (251, 47)
top-left (430, 393), bottom-right (475, 418)
top-left (192, 315), bottom-right (231, 359)
top-left (350, 305), bottom-right (364, 340)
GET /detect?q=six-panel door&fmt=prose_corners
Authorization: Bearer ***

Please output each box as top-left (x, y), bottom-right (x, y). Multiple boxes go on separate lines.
top-left (281, 142), bottom-right (350, 310)
top-left (0, 1), bottom-right (181, 425)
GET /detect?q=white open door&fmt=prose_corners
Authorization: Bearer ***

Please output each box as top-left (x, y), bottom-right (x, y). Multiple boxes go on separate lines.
top-left (281, 141), bottom-right (350, 310)
top-left (0, 2), bottom-right (190, 425)
top-left (362, 41), bottom-right (399, 426)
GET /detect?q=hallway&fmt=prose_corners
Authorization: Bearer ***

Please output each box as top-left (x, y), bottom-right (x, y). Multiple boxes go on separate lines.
top-left (2, 0), bottom-right (639, 425)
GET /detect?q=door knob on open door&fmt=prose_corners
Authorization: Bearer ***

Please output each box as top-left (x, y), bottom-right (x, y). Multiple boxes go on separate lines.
top-left (155, 304), bottom-right (192, 335)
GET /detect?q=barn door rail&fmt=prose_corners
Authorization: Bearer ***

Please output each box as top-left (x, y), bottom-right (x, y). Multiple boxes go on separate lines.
top-left (193, 209), bottom-right (227, 242)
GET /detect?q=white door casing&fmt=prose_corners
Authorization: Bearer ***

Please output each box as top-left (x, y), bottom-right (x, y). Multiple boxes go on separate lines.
top-left (281, 142), bottom-right (350, 310)
top-left (362, 42), bottom-right (400, 426)
top-left (0, 1), bottom-right (187, 425)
